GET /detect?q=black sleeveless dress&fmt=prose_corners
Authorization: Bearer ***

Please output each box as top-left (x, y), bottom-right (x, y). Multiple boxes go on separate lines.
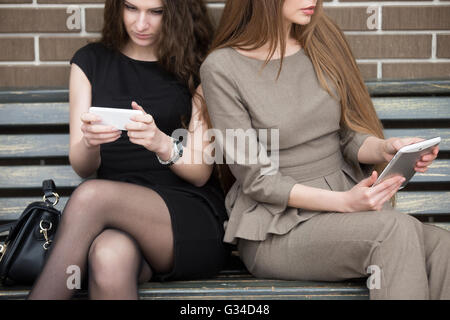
top-left (70, 42), bottom-right (230, 281)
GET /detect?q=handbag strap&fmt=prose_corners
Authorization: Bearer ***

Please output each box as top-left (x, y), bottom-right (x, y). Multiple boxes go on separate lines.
top-left (0, 222), bottom-right (15, 234)
top-left (43, 179), bottom-right (57, 198)
top-left (42, 180), bottom-right (60, 206)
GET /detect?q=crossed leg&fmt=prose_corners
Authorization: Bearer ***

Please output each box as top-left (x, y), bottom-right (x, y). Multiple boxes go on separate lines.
top-left (27, 179), bottom-right (174, 300)
top-left (87, 228), bottom-right (153, 300)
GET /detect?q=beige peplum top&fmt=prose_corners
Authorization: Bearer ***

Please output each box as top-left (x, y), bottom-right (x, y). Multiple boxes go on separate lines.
top-left (200, 47), bottom-right (373, 245)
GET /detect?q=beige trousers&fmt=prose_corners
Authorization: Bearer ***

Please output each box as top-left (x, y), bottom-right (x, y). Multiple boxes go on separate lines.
top-left (238, 210), bottom-right (450, 300)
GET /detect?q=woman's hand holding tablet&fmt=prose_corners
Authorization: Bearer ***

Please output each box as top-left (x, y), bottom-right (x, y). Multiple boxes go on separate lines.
top-left (372, 137), bottom-right (441, 189)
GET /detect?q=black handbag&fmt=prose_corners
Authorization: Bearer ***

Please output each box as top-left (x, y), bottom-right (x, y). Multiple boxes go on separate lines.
top-left (0, 180), bottom-right (62, 286)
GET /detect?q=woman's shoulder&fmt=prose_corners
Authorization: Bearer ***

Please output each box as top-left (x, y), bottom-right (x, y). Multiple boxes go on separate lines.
top-left (70, 42), bottom-right (111, 82)
top-left (201, 47), bottom-right (235, 74)
top-left (71, 41), bottom-right (109, 61)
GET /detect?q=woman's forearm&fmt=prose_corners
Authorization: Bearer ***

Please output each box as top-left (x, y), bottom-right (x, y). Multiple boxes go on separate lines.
top-left (155, 133), bottom-right (213, 187)
top-left (288, 183), bottom-right (348, 213)
top-left (168, 148), bottom-right (214, 188)
top-left (357, 136), bottom-right (386, 164)
top-left (69, 139), bottom-right (101, 178)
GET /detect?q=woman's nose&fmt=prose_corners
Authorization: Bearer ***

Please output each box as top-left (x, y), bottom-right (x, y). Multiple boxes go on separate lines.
top-left (135, 12), bottom-right (150, 31)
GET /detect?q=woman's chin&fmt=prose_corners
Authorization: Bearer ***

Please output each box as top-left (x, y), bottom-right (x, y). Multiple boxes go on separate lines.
top-left (130, 36), bottom-right (155, 47)
top-left (292, 14), bottom-right (313, 26)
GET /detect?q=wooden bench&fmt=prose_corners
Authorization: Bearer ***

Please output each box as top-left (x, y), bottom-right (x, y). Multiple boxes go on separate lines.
top-left (0, 79), bottom-right (449, 300)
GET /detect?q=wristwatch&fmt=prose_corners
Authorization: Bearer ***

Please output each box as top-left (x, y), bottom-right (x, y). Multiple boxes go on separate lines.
top-left (157, 137), bottom-right (183, 166)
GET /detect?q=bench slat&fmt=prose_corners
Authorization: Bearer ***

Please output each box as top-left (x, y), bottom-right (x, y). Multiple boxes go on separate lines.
top-left (395, 192), bottom-right (450, 215)
top-left (0, 129), bottom-right (448, 159)
top-left (0, 89), bottom-right (68, 104)
top-left (366, 80), bottom-right (450, 96)
top-left (408, 159), bottom-right (450, 183)
top-left (137, 278), bottom-right (370, 300)
top-left (2, 160), bottom-right (448, 190)
top-left (0, 103), bottom-right (69, 126)
top-left (0, 97), bottom-right (448, 127)
top-left (373, 97), bottom-right (450, 121)
top-left (0, 197), bottom-right (69, 220)
top-left (0, 278), bottom-right (370, 300)
top-left (1, 80), bottom-right (449, 104)
top-left (383, 129), bottom-right (449, 152)
top-left (0, 134), bottom-right (69, 158)
top-left (0, 165), bottom-right (82, 189)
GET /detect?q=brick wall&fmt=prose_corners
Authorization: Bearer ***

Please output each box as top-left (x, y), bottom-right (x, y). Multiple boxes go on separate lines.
top-left (0, 0), bottom-right (449, 88)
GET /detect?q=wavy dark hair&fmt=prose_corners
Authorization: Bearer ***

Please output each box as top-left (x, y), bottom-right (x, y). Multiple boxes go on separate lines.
top-left (99, 0), bottom-right (231, 193)
top-left (100, 0), bottom-right (214, 127)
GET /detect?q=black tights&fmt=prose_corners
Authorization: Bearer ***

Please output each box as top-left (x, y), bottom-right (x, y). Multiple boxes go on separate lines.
top-left (26, 179), bottom-right (174, 300)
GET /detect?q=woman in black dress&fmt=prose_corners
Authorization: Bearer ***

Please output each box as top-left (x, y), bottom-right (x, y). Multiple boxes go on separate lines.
top-left (27, 0), bottom-right (229, 300)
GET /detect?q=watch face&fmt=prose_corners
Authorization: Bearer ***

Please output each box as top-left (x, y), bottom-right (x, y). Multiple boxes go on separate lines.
top-left (175, 140), bottom-right (183, 155)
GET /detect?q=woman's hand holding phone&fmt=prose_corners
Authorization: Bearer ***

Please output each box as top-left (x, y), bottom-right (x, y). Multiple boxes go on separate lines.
top-left (342, 171), bottom-right (405, 212)
top-left (125, 101), bottom-right (173, 161)
top-left (80, 112), bottom-right (122, 148)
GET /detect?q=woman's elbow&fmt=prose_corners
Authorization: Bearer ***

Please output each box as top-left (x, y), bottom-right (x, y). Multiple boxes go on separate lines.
top-left (190, 166), bottom-right (214, 187)
top-left (191, 174), bottom-right (210, 188)
top-left (192, 180), bottom-right (207, 188)
top-left (71, 165), bottom-right (94, 180)
top-left (69, 155), bottom-right (96, 179)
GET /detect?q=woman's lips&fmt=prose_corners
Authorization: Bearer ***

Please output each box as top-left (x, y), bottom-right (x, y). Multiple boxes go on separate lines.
top-left (301, 6), bottom-right (315, 15)
top-left (135, 33), bottom-right (151, 39)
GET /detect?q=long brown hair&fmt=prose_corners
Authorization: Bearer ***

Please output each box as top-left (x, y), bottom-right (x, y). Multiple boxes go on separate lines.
top-left (100, 0), bottom-right (214, 126)
top-left (209, 0), bottom-right (388, 197)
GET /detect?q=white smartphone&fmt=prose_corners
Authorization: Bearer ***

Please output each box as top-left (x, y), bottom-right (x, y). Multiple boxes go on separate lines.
top-left (372, 137), bottom-right (441, 189)
top-left (89, 107), bottom-right (144, 131)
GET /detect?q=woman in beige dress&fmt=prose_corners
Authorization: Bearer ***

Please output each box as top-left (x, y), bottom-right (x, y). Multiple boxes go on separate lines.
top-left (200, 0), bottom-right (450, 299)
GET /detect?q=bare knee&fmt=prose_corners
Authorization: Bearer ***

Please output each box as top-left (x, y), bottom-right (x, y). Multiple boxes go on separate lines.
top-left (88, 229), bottom-right (141, 289)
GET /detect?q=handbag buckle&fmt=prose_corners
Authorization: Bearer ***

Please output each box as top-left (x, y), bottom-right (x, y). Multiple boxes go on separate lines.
top-left (43, 192), bottom-right (60, 206)
top-left (39, 220), bottom-right (53, 251)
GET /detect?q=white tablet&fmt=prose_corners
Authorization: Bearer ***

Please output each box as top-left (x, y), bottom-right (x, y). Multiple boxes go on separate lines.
top-left (372, 137), bottom-right (441, 189)
top-left (89, 107), bottom-right (144, 131)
